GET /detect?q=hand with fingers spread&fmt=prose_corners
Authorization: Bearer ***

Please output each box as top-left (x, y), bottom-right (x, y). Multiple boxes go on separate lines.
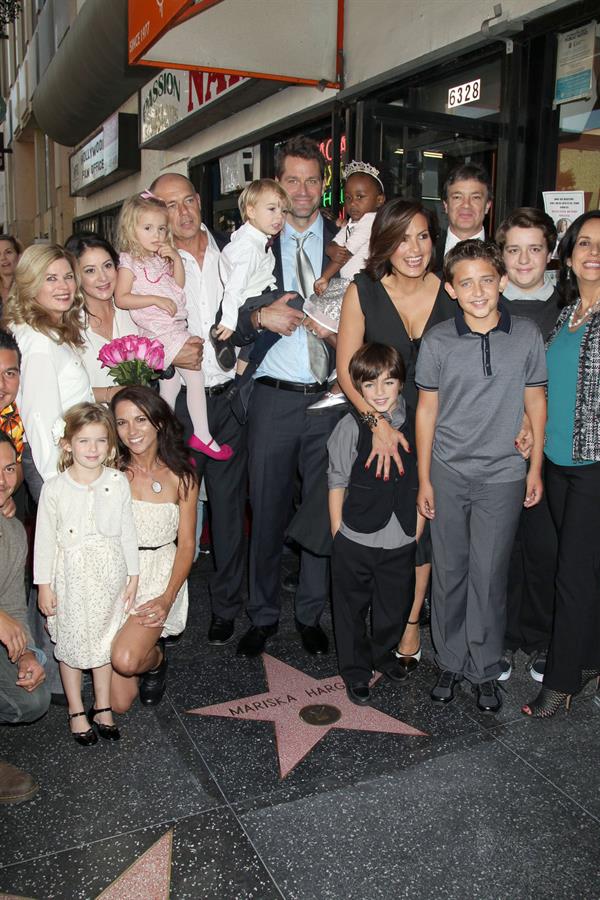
top-left (365, 417), bottom-right (410, 481)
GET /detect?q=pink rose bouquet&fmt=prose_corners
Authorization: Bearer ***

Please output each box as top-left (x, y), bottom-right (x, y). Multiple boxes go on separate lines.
top-left (98, 335), bottom-right (165, 386)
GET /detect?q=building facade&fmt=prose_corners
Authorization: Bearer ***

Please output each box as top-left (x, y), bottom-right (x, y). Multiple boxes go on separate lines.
top-left (1, 0), bottom-right (599, 246)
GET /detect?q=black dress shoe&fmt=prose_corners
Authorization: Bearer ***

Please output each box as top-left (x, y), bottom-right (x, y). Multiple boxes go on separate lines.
top-left (346, 683), bottom-right (371, 706)
top-left (296, 620), bottom-right (328, 655)
top-left (207, 616), bottom-right (235, 646)
top-left (209, 326), bottom-right (237, 371)
top-left (139, 640), bottom-right (168, 706)
top-left (236, 624), bottom-right (278, 657)
top-left (379, 655), bottom-right (410, 684)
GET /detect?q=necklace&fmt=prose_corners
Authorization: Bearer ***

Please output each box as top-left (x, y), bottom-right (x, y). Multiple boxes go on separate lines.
top-left (131, 460), bottom-right (163, 494)
top-left (569, 297), bottom-right (600, 329)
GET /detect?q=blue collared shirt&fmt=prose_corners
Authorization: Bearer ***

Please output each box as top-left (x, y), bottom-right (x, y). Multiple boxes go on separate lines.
top-left (255, 216), bottom-right (324, 383)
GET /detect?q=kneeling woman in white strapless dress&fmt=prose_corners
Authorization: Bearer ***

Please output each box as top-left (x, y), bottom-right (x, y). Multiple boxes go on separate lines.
top-left (109, 385), bottom-right (198, 712)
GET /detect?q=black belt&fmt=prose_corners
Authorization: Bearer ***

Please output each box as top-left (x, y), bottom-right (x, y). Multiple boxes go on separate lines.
top-left (256, 376), bottom-right (326, 394)
top-left (139, 543), bottom-right (171, 551)
top-left (205, 380), bottom-right (234, 397)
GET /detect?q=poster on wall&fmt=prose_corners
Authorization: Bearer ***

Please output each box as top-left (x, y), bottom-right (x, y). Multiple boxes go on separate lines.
top-left (542, 191), bottom-right (586, 257)
top-left (554, 21), bottom-right (597, 106)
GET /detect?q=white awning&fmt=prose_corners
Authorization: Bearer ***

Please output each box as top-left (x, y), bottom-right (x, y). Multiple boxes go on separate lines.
top-left (128, 0), bottom-right (343, 89)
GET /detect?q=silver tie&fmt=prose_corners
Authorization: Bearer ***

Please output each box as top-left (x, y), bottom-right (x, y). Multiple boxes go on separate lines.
top-left (294, 232), bottom-right (329, 383)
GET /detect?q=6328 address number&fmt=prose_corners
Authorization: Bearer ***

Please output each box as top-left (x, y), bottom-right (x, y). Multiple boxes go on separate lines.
top-left (448, 78), bottom-right (481, 109)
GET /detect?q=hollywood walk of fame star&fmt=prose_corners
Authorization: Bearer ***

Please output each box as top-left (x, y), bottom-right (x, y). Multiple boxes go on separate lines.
top-left (187, 654), bottom-right (427, 777)
top-left (0, 831), bottom-right (173, 900)
top-left (97, 829), bottom-right (172, 899)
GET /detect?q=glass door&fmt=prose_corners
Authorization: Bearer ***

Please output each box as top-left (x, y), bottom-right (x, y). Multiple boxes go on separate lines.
top-left (358, 102), bottom-right (499, 233)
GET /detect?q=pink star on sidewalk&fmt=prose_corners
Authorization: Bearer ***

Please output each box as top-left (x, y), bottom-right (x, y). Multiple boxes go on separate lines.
top-left (187, 654), bottom-right (427, 778)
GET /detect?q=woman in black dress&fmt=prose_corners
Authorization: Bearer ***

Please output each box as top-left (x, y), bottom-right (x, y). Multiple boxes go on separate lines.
top-left (336, 199), bottom-right (455, 667)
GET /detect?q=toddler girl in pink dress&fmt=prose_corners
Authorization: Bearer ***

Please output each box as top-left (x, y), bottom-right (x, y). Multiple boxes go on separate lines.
top-left (115, 192), bottom-right (232, 460)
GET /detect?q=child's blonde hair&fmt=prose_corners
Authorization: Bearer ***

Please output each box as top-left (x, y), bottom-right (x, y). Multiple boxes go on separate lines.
top-left (238, 179), bottom-right (290, 223)
top-left (58, 402), bottom-right (118, 472)
top-left (117, 191), bottom-right (171, 258)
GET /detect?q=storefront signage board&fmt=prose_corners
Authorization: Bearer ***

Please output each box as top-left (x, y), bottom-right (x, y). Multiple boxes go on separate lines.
top-left (69, 114), bottom-right (140, 197)
top-left (554, 21), bottom-right (597, 106)
top-left (140, 68), bottom-right (248, 147)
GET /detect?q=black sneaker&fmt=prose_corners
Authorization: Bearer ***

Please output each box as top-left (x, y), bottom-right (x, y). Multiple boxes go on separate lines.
top-left (526, 650), bottom-right (547, 683)
top-left (498, 650), bottom-right (514, 682)
top-left (430, 670), bottom-right (462, 703)
top-left (474, 680), bottom-right (502, 713)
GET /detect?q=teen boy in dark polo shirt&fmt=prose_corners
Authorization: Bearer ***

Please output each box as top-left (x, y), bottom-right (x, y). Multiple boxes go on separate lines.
top-left (415, 240), bottom-right (547, 713)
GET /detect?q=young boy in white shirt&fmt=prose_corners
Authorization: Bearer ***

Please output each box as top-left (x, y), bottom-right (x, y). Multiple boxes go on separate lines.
top-left (211, 179), bottom-right (290, 371)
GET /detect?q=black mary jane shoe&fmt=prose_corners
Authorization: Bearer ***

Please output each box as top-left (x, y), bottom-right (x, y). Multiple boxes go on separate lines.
top-left (68, 711), bottom-right (98, 747)
top-left (88, 706), bottom-right (120, 741)
top-left (139, 639), bottom-right (168, 706)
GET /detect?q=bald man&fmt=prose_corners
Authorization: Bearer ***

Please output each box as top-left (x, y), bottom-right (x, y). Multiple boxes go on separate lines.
top-left (151, 173), bottom-right (247, 646)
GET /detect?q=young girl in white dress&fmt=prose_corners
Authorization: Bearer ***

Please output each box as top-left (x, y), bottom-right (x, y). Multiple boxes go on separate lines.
top-left (35, 402), bottom-right (139, 746)
top-left (115, 191), bottom-right (233, 461)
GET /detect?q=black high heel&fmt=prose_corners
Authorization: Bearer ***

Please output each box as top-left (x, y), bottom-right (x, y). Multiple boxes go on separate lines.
top-left (88, 706), bottom-right (120, 741)
top-left (521, 687), bottom-right (572, 719)
top-left (581, 669), bottom-right (600, 688)
top-left (68, 711), bottom-right (98, 746)
top-left (395, 619), bottom-right (422, 672)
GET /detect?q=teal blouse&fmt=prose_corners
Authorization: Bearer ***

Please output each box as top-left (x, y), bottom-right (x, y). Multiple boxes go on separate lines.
top-left (546, 320), bottom-right (595, 466)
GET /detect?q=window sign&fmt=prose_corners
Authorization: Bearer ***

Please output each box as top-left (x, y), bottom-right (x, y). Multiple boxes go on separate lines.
top-left (448, 79), bottom-right (481, 109)
top-left (69, 114), bottom-right (139, 197)
top-left (554, 21), bottom-right (597, 106)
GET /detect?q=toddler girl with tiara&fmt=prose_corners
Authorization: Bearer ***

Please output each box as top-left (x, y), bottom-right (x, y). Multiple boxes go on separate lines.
top-left (305, 160), bottom-right (385, 412)
top-left (35, 402), bottom-right (139, 745)
top-left (115, 191), bottom-right (233, 460)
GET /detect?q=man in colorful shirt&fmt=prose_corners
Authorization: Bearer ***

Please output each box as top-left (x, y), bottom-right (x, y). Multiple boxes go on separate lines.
top-left (0, 330), bottom-right (23, 519)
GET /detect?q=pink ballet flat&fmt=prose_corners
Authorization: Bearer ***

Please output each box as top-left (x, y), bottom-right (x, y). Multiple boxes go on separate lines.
top-left (187, 435), bottom-right (234, 461)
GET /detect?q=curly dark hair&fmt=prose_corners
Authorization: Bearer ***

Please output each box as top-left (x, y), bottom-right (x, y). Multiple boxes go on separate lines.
top-left (110, 385), bottom-right (198, 497)
top-left (443, 238), bottom-right (506, 284)
top-left (365, 199), bottom-right (439, 281)
top-left (557, 211), bottom-right (600, 308)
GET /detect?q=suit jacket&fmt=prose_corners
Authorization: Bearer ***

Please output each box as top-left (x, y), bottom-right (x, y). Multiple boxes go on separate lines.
top-left (434, 229), bottom-right (448, 274)
top-left (229, 214), bottom-right (339, 422)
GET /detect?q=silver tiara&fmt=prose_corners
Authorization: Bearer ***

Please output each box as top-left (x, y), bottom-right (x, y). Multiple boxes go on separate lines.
top-left (343, 160), bottom-right (384, 191)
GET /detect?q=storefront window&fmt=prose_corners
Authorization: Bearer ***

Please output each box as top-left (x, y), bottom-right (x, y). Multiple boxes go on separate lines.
top-left (556, 25), bottom-right (600, 211)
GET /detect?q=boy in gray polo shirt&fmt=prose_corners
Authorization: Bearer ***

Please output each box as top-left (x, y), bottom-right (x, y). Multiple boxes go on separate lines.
top-left (415, 240), bottom-right (547, 713)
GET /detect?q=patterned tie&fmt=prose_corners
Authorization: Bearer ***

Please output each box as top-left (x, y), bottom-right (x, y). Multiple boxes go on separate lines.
top-left (294, 232), bottom-right (329, 383)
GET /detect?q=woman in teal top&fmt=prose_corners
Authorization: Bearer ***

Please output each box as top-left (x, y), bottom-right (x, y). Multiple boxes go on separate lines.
top-left (522, 210), bottom-right (600, 718)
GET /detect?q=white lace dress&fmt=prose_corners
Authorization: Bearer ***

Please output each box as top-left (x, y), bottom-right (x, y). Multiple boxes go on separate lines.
top-left (33, 468), bottom-right (139, 669)
top-left (129, 500), bottom-right (188, 637)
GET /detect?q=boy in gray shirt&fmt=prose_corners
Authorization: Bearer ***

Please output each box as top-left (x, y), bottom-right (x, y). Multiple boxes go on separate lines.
top-left (328, 343), bottom-right (422, 706)
top-left (415, 240), bottom-right (547, 713)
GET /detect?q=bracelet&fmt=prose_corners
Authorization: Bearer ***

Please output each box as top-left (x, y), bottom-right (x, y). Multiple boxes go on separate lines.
top-left (359, 411), bottom-right (384, 428)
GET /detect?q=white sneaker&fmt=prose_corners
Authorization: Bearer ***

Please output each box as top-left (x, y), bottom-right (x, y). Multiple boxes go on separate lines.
top-left (498, 650), bottom-right (514, 682)
top-left (307, 391), bottom-right (348, 412)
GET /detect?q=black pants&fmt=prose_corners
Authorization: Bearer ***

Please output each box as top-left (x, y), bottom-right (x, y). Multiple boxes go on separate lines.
top-left (505, 481), bottom-right (558, 654)
top-left (247, 381), bottom-right (337, 627)
top-left (544, 458), bottom-right (600, 693)
top-left (331, 532), bottom-right (416, 684)
top-left (176, 386), bottom-right (248, 621)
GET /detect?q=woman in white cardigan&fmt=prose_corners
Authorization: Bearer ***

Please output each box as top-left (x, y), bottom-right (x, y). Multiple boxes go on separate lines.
top-left (4, 244), bottom-right (93, 501)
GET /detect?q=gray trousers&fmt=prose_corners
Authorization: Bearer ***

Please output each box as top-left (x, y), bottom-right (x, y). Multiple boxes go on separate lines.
top-left (0, 648), bottom-right (51, 724)
top-left (430, 459), bottom-right (524, 684)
